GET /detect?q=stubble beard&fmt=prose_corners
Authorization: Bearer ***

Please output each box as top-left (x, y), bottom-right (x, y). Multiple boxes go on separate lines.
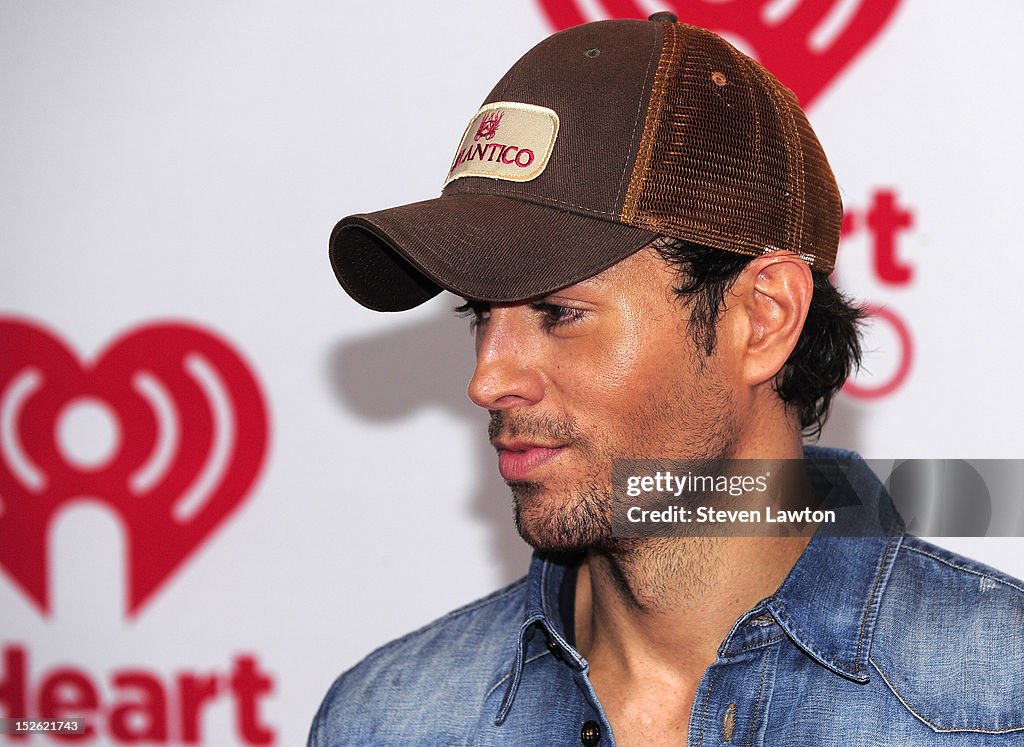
top-left (489, 410), bottom-right (608, 552)
top-left (509, 473), bottom-right (611, 554)
top-left (490, 374), bottom-right (740, 558)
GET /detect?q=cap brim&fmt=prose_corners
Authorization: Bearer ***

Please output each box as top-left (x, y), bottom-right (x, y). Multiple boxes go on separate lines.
top-left (329, 193), bottom-right (658, 311)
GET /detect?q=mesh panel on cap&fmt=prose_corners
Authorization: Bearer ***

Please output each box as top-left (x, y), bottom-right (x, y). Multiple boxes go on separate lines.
top-left (622, 23), bottom-right (840, 272)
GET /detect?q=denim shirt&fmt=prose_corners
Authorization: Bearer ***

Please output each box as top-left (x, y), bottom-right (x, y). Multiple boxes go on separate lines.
top-left (310, 448), bottom-right (1024, 745)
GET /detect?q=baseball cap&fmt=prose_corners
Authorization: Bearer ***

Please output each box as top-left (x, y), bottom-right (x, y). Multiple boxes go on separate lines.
top-left (330, 12), bottom-right (842, 312)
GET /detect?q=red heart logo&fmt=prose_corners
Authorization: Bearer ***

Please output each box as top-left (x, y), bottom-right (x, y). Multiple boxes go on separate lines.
top-left (536, 0), bottom-right (903, 107)
top-left (0, 319), bottom-right (269, 618)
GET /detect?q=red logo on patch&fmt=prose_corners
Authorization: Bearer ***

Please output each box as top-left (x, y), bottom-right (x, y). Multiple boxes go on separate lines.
top-left (536, 0), bottom-right (903, 107)
top-left (474, 110), bottom-right (504, 141)
top-left (0, 319), bottom-right (269, 617)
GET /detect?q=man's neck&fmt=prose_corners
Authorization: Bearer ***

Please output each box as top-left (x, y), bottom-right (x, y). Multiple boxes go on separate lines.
top-left (571, 532), bottom-right (810, 746)
top-left (576, 406), bottom-right (809, 656)
top-left (571, 421), bottom-right (810, 744)
top-left (575, 533), bottom-right (810, 676)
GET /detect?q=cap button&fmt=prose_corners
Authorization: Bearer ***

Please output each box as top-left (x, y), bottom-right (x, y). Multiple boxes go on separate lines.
top-left (648, 11), bottom-right (678, 23)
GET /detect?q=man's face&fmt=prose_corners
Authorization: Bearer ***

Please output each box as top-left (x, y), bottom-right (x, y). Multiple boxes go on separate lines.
top-left (463, 246), bottom-right (742, 552)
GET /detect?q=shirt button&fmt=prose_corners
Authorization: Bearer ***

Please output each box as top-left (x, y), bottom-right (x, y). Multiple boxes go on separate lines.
top-left (580, 720), bottom-right (601, 746)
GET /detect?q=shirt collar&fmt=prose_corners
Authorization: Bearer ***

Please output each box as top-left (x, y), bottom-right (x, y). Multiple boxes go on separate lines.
top-left (761, 448), bottom-right (905, 680)
top-left (497, 447), bottom-right (905, 721)
top-left (495, 551), bottom-right (585, 724)
top-left (752, 446), bottom-right (905, 683)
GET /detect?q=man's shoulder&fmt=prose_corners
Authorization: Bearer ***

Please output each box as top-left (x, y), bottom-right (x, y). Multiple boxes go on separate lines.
top-left (872, 536), bottom-right (1024, 733)
top-left (309, 576), bottom-right (528, 746)
top-left (879, 535), bottom-right (1024, 638)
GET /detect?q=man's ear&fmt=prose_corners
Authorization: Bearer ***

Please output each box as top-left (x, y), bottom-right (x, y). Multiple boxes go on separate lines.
top-left (727, 252), bottom-right (814, 387)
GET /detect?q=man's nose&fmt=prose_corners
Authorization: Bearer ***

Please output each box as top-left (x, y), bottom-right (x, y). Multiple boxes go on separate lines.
top-left (467, 309), bottom-right (544, 411)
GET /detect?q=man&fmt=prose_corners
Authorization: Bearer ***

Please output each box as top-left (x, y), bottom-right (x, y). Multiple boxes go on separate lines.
top-left (311, 14), bottom-right (1024, 746)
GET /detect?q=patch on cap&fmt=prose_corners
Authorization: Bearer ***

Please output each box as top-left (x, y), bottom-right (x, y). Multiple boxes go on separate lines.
top-left (444, 102), bottom-right (559, 187)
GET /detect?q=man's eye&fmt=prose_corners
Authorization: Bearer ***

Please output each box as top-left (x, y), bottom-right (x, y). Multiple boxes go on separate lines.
top-left (453, 301), bottom-right (489, 331)
top-left (531, 302), bottom-right (585, 329)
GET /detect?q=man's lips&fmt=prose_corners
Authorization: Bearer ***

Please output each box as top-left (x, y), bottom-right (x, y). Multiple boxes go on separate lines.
top-left (493, 441), bottom-right (567, 481)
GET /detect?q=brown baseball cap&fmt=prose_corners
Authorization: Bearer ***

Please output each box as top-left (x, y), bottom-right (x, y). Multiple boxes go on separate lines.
top-left (330, 13), bottom-right (841, 312)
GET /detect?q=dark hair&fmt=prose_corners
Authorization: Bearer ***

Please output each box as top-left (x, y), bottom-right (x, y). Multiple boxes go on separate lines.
top-left (652, 236), bottom-right (865, 439)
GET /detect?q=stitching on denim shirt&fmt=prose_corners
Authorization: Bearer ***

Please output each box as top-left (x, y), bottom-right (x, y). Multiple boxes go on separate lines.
top-left (737, 634), bottom-right (786, 653)
top-left (904, 544), bottom-right (1024, 595)
top-left (767, 602), bottom-right (864, 682)
top-left (766, 605), bottom-right (821, 666)
top-left (854, 529), bottom-right (901, 673)
top-left (747, 651), bottom-right (773, 747)
top-left (485, 650), bottom-right (553, 701)
top-left (496, 617), bottom-right (537, 724)
top-left (870, 657), bottom-right (1024, 734)
top-left (697, 667), bottom-right (722, 747)
top-left (540, 559), bottom-right (553, 621)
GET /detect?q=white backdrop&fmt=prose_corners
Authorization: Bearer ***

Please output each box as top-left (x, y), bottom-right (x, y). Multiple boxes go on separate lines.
top-left (2, 1), bottom-right (1023, 744)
